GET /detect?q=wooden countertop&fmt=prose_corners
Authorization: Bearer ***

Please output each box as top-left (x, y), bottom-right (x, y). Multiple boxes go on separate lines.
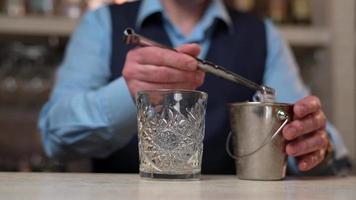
top-left (0, 173), bottom-right (355, 200)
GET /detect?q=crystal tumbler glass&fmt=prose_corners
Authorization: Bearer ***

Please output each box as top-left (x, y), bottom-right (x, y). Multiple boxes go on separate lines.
top-left (136, 90), bottom-right (208, 179)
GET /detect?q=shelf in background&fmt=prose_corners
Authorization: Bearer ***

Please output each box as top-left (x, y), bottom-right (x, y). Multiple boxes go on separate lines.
top-left (0, 15), bottom-right (331, 46)
top-left (0, 15), bottom-right (79, 36)
top-left (279, 26), bottom-right (330, 47)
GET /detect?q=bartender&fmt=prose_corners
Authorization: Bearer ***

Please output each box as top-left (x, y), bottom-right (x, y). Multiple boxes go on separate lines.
top-left (39, 0), bottom-right (351, 174)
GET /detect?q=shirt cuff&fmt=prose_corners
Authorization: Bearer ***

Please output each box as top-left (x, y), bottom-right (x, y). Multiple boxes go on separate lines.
top-left (97, 77), bottom-right (137, 133)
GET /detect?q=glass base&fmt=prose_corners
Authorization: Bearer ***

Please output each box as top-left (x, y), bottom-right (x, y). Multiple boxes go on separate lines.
top-left (140, 171), bottom-right (200, 180)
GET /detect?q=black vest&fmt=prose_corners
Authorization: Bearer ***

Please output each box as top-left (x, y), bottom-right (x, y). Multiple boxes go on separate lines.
top-left (92, 2), bottom-right (267, 174)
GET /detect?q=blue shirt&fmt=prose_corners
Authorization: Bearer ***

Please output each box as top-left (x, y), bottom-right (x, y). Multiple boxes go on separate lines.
top-left (39, 0), bottom-right (349, 173)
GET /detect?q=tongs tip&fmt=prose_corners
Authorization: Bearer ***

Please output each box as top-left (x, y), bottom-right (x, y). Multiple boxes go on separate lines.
top-left (124, 27), bottom-right (135, 36)
top-left (123, 27), bottom-right (137, 45)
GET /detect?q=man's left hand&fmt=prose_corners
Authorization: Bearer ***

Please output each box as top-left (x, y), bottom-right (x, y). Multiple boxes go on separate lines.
top-left (282, 96), bottom-right (329, 171)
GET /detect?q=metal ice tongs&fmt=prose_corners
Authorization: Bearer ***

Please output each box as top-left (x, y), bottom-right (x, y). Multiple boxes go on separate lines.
top-left (123, 28), bottom-right (275, 96)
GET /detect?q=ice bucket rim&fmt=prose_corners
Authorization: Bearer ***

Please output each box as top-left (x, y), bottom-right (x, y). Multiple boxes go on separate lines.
top-left (228, 101), bottom-right (293, 108)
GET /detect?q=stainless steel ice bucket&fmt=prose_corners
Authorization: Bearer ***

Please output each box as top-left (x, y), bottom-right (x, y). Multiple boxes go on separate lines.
top-left (228, 102), bottom-right (293, 180)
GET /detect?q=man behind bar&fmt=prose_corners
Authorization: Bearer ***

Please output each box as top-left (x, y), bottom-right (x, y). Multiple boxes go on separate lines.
top-left (39, 0), bottom-right (351, 174)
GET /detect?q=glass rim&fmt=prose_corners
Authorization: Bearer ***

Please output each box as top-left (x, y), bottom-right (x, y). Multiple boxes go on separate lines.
top-left (137, 89), bottom-right (208, 97)
top-left (228, 101), bottom-right (293, 107)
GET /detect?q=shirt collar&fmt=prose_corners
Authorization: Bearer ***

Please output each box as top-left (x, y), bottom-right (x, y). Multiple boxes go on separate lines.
top-left (136, 0), bottom-right (233, 33)
top-left (136, 0), bottom-right (163, 29)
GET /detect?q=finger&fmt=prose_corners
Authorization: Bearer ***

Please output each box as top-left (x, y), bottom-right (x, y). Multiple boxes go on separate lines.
top-left (130, 64), bottom-right (198, 83)
top-left (176, 43), bottom-right (201, 57)
top-left (294, 96), bottom-right (321, 119)
top-left (285, 130), bottom-right (328, 157)
top-left (297, 149), bottom-right (326, 171)
top-left (283, 110), bottom-right (326, 140)
top-left (130, 46), bottom-right (198, 71)
top-left (195, 69), bottom-right (206, 87)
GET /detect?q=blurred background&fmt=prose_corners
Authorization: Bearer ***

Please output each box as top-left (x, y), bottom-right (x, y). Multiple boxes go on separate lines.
top-left (0, 0), bottom-right (355, 173)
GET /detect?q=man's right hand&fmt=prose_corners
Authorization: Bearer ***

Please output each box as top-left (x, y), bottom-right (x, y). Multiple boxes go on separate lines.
top-left (122, 43), bottom-right (205, 98)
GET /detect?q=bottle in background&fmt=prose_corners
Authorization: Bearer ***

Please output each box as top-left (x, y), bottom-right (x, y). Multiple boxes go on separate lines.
top-left (290, 0), bottom-right (312, 25)
top-left (27, 0), bottom-right (55, 16)
top-left (0, 0), bottom-right (4, 14)
top-left (57, 0), bottom-right (86, 18)
top-left (5, 0), bottom-right (26, 17)
top-left (268, 0), bottom-right (289, 24)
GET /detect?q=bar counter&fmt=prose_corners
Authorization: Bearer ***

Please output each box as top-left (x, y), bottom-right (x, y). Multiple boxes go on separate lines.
top-left (0, 173), bottom-right (355, 200)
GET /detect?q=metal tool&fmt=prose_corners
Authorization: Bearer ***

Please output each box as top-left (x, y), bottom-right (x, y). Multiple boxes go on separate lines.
top-left (123, 28), bottom-right (275, 97)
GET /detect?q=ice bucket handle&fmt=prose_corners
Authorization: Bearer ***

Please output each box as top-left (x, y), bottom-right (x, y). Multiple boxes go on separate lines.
top-left (226, 110), bottom-right (289, 159)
